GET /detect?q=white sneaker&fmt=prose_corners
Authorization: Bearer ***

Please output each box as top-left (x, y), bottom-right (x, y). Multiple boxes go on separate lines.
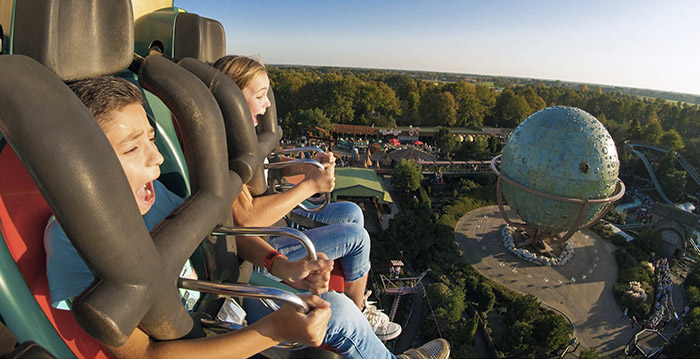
top-left (397, 338), bottom-right (451, 359)
top-left (362, 291), bottom-right (402, 340)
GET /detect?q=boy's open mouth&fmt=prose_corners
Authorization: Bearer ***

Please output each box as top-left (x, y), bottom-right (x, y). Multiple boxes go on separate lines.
top-left (136, 181), bottom-right (155, 207)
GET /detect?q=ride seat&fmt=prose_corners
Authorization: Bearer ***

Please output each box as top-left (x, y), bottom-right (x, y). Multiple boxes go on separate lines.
top-left (0, 146), bottom-right (113, 359)
top-left (129, 8), bottom-right (228, 199)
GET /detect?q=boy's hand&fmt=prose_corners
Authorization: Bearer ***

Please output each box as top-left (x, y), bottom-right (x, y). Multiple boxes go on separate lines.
top-left (270, 295), bottom-right (331, 347)
top-left (274, 252), bottom-right (333, 295)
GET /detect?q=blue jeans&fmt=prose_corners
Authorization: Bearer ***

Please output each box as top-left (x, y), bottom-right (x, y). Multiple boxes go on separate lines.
top-left (269, 222), bottom-right (370, 282)
top-left (273, 201), bottom-right (370, 282)
top-left (244, 291), bottom-right (396, 359)
top-left (292, 201), bottom-right (365, 227)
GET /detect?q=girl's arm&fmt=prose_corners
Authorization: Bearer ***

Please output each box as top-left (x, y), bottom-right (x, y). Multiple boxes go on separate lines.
top-left (232, 165), bottom-right (334, 227)
top-left (235, 234), bottom-right (333, 294)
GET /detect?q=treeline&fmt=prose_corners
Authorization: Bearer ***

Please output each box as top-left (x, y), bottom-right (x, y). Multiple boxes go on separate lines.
top-left (269, 66), bottom-right (700, 167)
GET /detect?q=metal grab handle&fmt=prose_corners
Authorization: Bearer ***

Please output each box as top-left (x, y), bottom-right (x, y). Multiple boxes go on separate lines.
top-left (264, 159), bottom-right (331, 212)
top-left (274, 183), bottom-right (327, 205)
top-left (273, 182), bottom-right (329, 210)
top-left (212, 226), bottom-right (317, 260)
top-left (264, 158), bottom-right (324, 171)
top-left (179, 279), bottom-right (308, 349)
top-left (274, 146), bottom-right (325, 156)
top-left (296, 194), bottom-right (330, 212)
top-left (207, 226), bottom-right (320, 349)
top-left (177, 278), bottom-right (309, 314)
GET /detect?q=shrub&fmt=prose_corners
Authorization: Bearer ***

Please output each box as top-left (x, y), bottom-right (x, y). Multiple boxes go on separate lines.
top-left (418, 186), bottom-right (431, 207)
top-left (461, 311), bottom-right (479, 344)
top-left (579, 347), bottom-right (600, 359)
top-left (615, 249), bottom-right (638, 269)
top-left (532, 310), bottom-right (571, 355)
top-left (475, 282), bottom-right (496, 313)
top-left (610, 234), bottom-right (627, 247)
top-left (633, 229), bottom-right (663, 255)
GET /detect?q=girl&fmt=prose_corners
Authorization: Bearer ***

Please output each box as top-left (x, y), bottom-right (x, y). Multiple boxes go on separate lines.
top-left (213, 55), bottom-right (401, 340)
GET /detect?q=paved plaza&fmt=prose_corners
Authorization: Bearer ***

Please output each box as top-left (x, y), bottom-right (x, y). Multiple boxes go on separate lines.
top-left (455, 206), bottom-right (637, 356)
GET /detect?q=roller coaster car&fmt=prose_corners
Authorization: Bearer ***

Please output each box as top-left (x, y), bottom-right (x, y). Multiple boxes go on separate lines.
top-left (131, 6), bottom-right (344, 292)
top-left (0, 1), bottom-right (340, 358)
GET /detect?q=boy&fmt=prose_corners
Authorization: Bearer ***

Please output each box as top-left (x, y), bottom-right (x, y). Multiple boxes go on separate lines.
top-left (44, 77), bottom-right (449, 359)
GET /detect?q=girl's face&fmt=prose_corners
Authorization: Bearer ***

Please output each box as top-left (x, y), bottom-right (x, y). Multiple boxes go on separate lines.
top-left (241, 73), bottom-right (271, 127)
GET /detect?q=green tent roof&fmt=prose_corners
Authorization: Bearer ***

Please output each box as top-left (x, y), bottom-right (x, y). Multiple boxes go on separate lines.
top-left (333, 168), bottom-right (393, 203)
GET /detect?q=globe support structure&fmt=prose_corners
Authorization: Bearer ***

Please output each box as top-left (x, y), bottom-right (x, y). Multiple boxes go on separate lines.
top-left (490, 155), bottom-right (626, 244)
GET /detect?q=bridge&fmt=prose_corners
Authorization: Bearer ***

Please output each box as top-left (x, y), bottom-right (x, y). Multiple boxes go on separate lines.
top-left (373, 159), bottom-right (496, 176)
top-left (417, 160), bottom-right (495, 176)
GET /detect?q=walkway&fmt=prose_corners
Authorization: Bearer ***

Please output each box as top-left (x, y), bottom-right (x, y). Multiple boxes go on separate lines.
top-left (454, 206), bottom-right (636, 357)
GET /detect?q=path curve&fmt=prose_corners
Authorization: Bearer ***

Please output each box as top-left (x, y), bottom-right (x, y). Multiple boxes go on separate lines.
top-left (455, 206), bottom-right (636, 357)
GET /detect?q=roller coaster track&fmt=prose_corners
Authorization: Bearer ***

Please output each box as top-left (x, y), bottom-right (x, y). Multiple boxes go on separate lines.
top-left (626, 142), bottom-right (700, 188)
top-left (625, 143), bottom-right (674, 205)
top-left (626, 142), bottom-right (700, 257)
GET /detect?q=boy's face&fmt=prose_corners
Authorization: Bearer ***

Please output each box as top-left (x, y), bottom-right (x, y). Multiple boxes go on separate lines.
top-left (102, 103), bottom-right (164, 215)
top-left (241, 73), bottom-right (271, 127)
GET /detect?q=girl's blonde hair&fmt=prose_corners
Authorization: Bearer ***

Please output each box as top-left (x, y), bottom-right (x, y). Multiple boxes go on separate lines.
top-left (213, 55), bottom-right (267, 91)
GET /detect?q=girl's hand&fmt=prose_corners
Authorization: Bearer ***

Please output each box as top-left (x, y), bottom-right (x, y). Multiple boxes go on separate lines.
top-left (313, 151), bottom-right (335, 166)
top-left (303, 164), bottom-right (335, 194)
top-left (273, 252), bottom-right (333, 295)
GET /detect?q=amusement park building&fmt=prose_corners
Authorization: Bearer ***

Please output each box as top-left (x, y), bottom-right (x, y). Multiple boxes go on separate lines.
top-left (330, 124), bottom-right (508, 142)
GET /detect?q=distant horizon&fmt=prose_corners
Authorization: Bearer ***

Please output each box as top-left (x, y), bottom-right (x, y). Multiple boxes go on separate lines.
top-left (268, 63), bottom-right (700, 97)
top-left (175, 0), bottom-right (700, 97)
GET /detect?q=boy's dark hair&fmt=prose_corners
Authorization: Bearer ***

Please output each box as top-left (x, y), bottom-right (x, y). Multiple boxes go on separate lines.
top-left (69, 77), bottom-right (144, 128)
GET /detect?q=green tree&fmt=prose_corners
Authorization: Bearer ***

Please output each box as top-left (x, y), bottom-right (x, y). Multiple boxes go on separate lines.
top-left (507, 293), bottom-right (540, 324)
top-left (392, 159), bottom-right (424, 193)
top-left (284, 108), bottom-right (331, 138)
top-left (686, 263), bottom-right (700, 289)
top-left (455, 136), bottom-right (490, 161)
top-left (634, 229), bottom-right (663, 255)
top-left (517, 87), bottom-right (547, 113)
top-left (419, 88), bottom-right (457, 126)
top-left (579, 347), bottom-right (600, 359)
top-left (433, 127), bottom-right (457, 155)
top-left (682, 138), bottom-right (700, 168)
top-left (659, 129), bottom-right (684, 151)
top-left (657, 154), bottom-right (687, 201)
top-left (532, 311), bottom-right (571, 355)
top-left (474, 281), bottom-right (496, 312)
top-left (426, 282), bottom-right (466, 323)
top-left (667, 318), bottom-right (700, 359)
top-left (640, 121), bottom-right (663, 144)
top-left (387, 203), bottom-right (435, 267)
top-left (354, 81), bottom-right (401, 127)
top-left (499, 321), bottom-right (536, 359)
top-left (495, 88), bottom-right (531, 128)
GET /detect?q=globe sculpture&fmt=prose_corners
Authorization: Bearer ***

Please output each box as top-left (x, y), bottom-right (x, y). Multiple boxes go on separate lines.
top-left (491, 106), bottom-right (625, 256)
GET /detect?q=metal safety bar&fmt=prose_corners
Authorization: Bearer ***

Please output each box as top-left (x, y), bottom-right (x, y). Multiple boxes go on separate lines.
top-left (177, 279), bottom-right (309, 314)
top-left (212, 226), bottom-right (318, 261)
top-left (207, 226), bottom-right (321, 349)
top-left (274, 146), bottom-right (325, 156)
top-left (264, 158), bottom-right (331, 212)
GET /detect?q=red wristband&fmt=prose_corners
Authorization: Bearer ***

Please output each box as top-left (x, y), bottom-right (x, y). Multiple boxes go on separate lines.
top-left (264, 250), bottom-right (286, 273)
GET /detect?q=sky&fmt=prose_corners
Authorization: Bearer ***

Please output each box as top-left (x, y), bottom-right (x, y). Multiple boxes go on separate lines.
top-left (174, 0), bottom-right (700, 96)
